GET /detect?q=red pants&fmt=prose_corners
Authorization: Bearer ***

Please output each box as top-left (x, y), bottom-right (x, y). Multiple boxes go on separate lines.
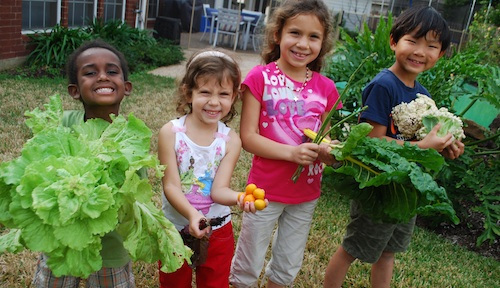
top-left (159, 222), bottom-right (234, 288)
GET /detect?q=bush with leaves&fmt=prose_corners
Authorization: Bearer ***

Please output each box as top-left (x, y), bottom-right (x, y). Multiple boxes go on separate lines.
top-left (467, 6), bottom-right (500, 67)
top-left (22, 20), bottom-right (184, 78)
top-left (323, 15), bottom-right (394, 113)
top-left (434, 134), bottom-right (500, 247)
top-left (25, 25), bottom-right (91, 77)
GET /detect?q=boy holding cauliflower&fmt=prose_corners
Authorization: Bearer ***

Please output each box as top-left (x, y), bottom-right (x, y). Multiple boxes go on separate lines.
top-left (323, 6), bottom-right (465, 288)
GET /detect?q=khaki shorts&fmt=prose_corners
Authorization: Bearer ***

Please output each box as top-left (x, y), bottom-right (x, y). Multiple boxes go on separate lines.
top-left (32, 253), bottom-right (135, 288)
top-left (342, 201), bottom-right (416, 263)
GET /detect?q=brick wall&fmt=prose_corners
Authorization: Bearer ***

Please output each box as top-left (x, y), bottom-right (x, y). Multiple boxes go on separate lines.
top-left (0, 0), bottom-right (30, 68)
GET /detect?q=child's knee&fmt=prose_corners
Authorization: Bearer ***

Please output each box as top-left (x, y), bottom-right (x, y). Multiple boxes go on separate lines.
top-left (378, 251), bottom-right (395, 263)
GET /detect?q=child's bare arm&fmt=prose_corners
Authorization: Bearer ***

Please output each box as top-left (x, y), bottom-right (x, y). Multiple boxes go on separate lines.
top-left (158, 122), bottom-right (209, 238)
top-left (240, 89), bottom-right (319, 165)
top-left (210, 130), bottom-right (262, 213)
top-left (210, 129), bottom-right (242, 206)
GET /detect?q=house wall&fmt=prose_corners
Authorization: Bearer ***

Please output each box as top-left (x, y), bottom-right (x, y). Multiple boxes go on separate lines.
top-left (0, 0), bottom-right (141, 71)
top-left (0, 0), bottom-right (29, 70)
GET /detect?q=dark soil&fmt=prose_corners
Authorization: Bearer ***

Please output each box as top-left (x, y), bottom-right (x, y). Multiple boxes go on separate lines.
top-left (416, 202), bottom-right (499, 262)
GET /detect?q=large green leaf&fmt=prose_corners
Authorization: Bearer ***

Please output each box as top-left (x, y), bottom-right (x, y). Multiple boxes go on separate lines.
top-left (324, 124), bottom-right (458, 224)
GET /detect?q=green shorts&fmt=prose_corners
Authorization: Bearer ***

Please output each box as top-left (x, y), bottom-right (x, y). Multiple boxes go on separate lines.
top-left (342, 201), bottom-right (416, 263)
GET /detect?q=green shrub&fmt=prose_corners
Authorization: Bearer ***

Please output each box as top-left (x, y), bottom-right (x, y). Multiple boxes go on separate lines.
top-left (21, 20), bottom-right (184, 78)
top-left (434, 135), bottom-right (500, 247)
top-left (25, 25), bottom-right (91, 77)
top-left (467, 7), bottom-right (500, 65)
top-left (323, 14), bottom-right (394, 113)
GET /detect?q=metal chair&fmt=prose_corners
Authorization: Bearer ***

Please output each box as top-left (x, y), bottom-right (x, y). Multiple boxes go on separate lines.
top-left (200, 4), bottom-right (215, 42)
top-left (250, 16), bottom-right (265, 51)
top-left (212, 8), bottom-right (245, 51)
top-left (241, 9), bottom-right (263, 51)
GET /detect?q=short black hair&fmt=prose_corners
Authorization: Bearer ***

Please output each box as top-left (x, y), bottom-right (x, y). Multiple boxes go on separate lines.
top-left (66, 39), bottom-right (129, 85)
top-left (391, 6), bottom-right (451, 51)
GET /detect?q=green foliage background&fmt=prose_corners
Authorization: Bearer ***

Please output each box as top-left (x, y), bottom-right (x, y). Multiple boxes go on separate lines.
top-left (24, 20), bottom-right (184, 77)
top-left (323, 13), bottom-right (499, 247)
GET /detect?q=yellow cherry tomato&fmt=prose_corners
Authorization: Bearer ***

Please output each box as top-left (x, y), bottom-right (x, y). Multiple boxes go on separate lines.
top-left (254, 199), bottom-right (266, 210)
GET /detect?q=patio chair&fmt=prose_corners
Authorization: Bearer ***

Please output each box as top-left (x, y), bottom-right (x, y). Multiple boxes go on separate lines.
top-left (200, 4), bottom-right (216, 42)
top-left (213, 8), bottom-right (245, 50)
top-left (250, 16), bottom-right (265, 51)
top-left (241, 10), bottom-right (264, 51)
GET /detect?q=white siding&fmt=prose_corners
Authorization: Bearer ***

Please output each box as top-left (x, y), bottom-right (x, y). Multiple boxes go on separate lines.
top-left (323, 0), bottom-right (372, 14)
top-left (323, 0), bottom-right (373, 31)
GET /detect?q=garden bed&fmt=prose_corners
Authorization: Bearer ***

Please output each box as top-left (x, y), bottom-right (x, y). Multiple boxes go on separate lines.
top-left (417, 201), bottom-right (499, 261)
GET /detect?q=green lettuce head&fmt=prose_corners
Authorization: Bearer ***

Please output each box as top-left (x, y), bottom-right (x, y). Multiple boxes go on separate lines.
top-left (0, 95), bottom-right (191, 277)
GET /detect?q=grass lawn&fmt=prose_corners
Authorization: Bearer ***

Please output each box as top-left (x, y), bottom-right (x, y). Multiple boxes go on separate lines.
top-left (0, 73), bottom-right (498, 287)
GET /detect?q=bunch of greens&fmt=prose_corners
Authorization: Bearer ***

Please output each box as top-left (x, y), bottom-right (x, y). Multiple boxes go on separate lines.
top-left (0, 95), bottom-right (192, 277)
top-left (316, 123), bottom-right (459, 224)
top-left (303, 55), bottom-right (458, 224)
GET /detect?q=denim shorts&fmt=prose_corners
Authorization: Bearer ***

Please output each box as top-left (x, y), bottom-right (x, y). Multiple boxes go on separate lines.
top-left (342, 201), bottom-right (416, 263)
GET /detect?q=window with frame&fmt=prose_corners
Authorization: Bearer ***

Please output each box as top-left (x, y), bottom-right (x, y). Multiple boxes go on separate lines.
top-left (68, 0), bottom-right (94, 27)
top-left (147, 0), bottom-right (159, 19)
top-left (103, 0), bottom-right (124, 22)
top-left (22, 0), bottom-right (58, 30)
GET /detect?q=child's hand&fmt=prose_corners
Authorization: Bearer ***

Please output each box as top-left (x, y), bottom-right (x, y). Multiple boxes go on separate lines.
top-left (318, 140), bottom-right (339, 165)
top-left (417, 123), bottom-right (454, 152)
top-left (292, 143), bottom-right (320, 165)
top-left (236, 189), bottom-right (269, 213)
top-left (189, 214), bottom-right (211, 239)
top-left (441, 139), bottom-right (465, 159)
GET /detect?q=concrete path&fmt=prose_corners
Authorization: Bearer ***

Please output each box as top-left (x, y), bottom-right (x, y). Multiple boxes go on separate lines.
top-left (149, 32), bottom-right (262, 79)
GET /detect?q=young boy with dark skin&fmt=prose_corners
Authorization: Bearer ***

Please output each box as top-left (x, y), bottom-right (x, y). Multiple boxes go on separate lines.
top-left (32, 39), bottom-right (135, 288)
top-left (323, 6), bottom-right (464, 288)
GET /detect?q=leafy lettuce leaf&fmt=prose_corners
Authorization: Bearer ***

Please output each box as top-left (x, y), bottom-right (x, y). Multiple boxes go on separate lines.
top-left (324, 123), bottom-right (459, 224)
top-left (0, 95), bottom-right (192, 277)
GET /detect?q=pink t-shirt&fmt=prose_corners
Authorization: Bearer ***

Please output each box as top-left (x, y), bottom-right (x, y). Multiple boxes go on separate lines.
top-left (242, 63), bottom-right (342, 204)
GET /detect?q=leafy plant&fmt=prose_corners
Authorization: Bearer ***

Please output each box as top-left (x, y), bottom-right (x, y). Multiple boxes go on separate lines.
top-left (468, 5), bottom-right (500, 63)
top-left (311, 123), bottom-right (458, 224)
top-left (0, 95), bottom-right (192, 277)
top-left (22, 20), bottom-right (184, 78)
top-left (85, 19), bottom-right (184, 72)
top-left (434, 134), bottom-right (500, 247)
top-left (85, 19), bottom-right (156, 46)
top-left (324, 14), bottom-right (394, 112)
top-left (25, 25), bottom-right (91, 76)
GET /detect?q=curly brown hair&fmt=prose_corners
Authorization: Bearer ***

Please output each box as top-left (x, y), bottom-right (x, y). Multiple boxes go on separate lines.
top-left (261, 0), bottom-right (334, 72)
top-left (175, 49), bottom-right (241, 123)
